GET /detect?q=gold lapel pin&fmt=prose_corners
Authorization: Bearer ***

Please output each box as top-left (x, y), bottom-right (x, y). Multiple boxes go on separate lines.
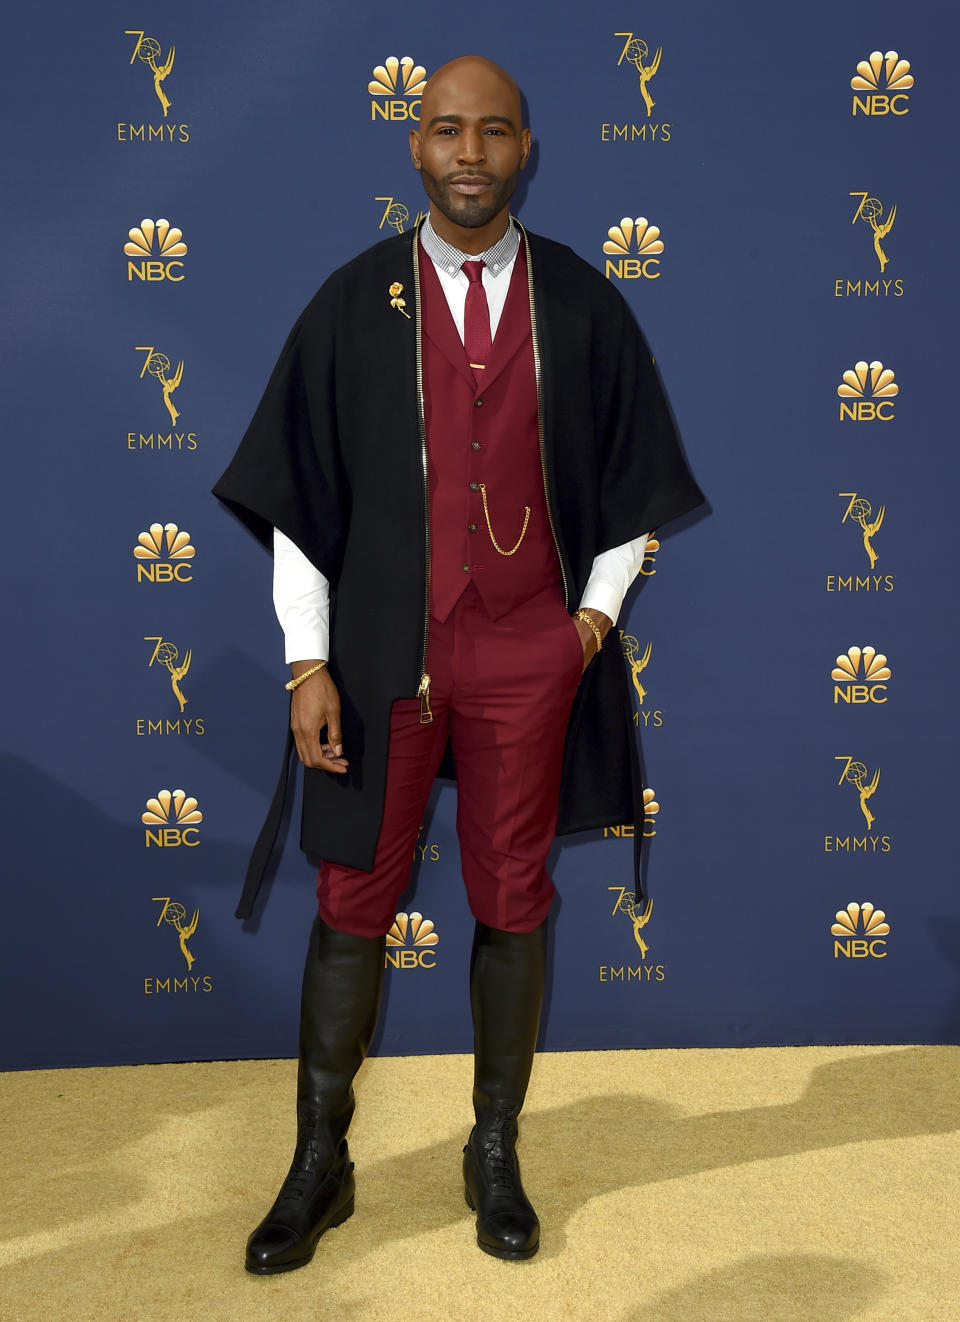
top-left (389, 281), bottom-right (411, 319)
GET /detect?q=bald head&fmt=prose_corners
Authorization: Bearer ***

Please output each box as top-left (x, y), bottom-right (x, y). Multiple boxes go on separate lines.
top-left (420, 56), bottom-right (524, 133)
top-left (410, 55), bottom-right (531, 250)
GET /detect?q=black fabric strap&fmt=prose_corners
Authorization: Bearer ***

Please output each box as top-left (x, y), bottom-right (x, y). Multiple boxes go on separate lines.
top-left (629, 716), bottom-right (647, 905)
top-left (235, 719), bottom-right (298, 919)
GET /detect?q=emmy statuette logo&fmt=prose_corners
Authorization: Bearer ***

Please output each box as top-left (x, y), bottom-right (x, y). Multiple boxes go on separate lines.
top-left (840, 493), bottom-right (884, 569)
top-left (130, 347), bottom-right (196, 452)
top-left (831, 901), bottom-right (890, 959)
top-left (616, 35), bottom-right (662, 117)
top-left (600, 888), bottom-right (666, 984)
top-left (851, 51), bottom-right (913, 116)
top-left (142, 789), bottom-right (202, 847)
top-left (126, 31), bottom-right (175, 116)
top-left (837, 755), bottom-right (881, 829)
top-left (137, 347), bottom-right (183, 425)
top-left (145, 897), bottom-right (213, 994)
top-left (134, 523), bottom-right (195, 583)
top-left (369, 56), bottom-right (427, 121)
top-left (603, 217), bottom-right (664, 280)
top-left (619, 634), bottom-right (662, 728)
top-left (124, 219), bottom-right (187, 282)
top-left (851, 193), bottom-right (896, 273)
top-left (602, 33), bottom-right (671, 144)
top-left (375, 197), bottom-right (425, 234)
top-left (824, 755), bottom-right (891, 854)
top-left (837, 361), bottom-right (898, 422)
top-left (609, 888), bottom-right (654, 957)
top-left (119, 30), bottom-right (188, 143)
top-left (834, 195), bottom-right (903, 298)
top-left (826, 495), bottom-right (893, 594)
top-left (831, 646), bottom-right (891, 704)
top-left (385, 912), bottom-right (438, 969)
top-left (153, 896), bottom-right (198, 967)
top-left (139, 637), bottom-right (205, 738)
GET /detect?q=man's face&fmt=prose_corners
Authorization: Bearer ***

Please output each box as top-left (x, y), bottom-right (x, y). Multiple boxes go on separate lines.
top-left (409, 62), bottom-right (530, 233)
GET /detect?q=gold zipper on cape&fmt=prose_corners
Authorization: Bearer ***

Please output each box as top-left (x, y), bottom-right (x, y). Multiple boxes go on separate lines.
top-left (412, 224), bottom-right (433, 723)
top-left (521, 225), bottom-right (570, 609)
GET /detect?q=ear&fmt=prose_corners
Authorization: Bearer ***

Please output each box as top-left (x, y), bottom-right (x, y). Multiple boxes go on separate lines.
top-left (519, 126), bottom-right (531, 170)
top-left (409, 128), bottom-right (422, 170)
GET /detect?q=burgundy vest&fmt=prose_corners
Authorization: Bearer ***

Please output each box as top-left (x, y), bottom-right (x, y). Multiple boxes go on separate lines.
top-left (419, 242), bottom-right (563, 622)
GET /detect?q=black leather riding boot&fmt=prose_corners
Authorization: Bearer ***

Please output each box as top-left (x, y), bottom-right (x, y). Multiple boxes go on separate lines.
top-left (463, 919), bottom-right (547, 1260)
top-left (245, 915), bottom-right (385, 1275)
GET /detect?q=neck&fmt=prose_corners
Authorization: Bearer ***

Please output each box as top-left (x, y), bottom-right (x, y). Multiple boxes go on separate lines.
top-left (428, 203), bottom-right (510, 256)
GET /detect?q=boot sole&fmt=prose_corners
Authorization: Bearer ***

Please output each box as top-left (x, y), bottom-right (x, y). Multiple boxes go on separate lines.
top-left (244, 1196), bottom-right (355, 1275)
top-left (464, 1188), bottom-right (539, 1260)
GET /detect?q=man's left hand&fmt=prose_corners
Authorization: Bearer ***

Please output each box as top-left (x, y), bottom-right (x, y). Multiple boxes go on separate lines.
top-left (572, 609), bottom-right (613, 673)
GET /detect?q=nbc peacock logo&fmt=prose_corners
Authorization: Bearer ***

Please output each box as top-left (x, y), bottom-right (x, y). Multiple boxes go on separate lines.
top-left (837, 361), bottom-right (899, 422)
top-left (385, 911), bottom-right (438, 969)
top-left (851, 50), bottom-right (913, 116)
top-left (603, 217), bottom-right (664, 280)
top-left (831, 646), bottom-right (891, 705)
top-left (368, 56), bottom-right (427, 122)
top-left (831, 901), bottom-right (890, 959)
top-left (603, 786), bottom-right (660, 841)
top-left (124, 218), bottom-right (187, 282)
top-left (639, 532), bottom-right (660, 577)
top-left (142, 788), bottom-right (202, 847)
top-left (134, 523), bottom-right (195, 583)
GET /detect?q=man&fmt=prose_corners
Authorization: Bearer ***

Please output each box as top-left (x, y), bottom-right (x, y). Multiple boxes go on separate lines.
top-left (214, 55), bottom-right (702, 1274)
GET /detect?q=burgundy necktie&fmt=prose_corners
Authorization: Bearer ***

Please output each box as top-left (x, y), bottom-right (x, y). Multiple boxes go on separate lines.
top-left (462, 260), bottom-right (491, 388)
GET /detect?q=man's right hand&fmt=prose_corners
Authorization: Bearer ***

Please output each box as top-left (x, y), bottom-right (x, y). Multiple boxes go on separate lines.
top-left (289, 661), bottom-right (349, 773)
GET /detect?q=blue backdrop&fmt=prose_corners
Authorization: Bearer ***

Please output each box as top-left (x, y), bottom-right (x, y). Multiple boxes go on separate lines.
top-left (3, 1), bottom-right (957, 1069)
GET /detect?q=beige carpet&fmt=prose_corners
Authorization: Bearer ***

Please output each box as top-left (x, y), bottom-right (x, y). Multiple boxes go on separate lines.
top-left (1, 1045), bottom-right (958, 1322)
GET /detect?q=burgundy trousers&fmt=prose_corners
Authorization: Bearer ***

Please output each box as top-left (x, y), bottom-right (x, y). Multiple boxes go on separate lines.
top-left (316, 581), bottom-right (584, 937)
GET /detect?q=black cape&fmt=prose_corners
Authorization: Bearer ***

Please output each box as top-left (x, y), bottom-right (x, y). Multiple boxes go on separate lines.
top-left (214, 224), bottom-right (704, 917)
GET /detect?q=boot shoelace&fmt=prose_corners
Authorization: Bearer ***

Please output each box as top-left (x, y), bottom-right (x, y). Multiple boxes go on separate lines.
top-left (276, 1144), bottom-right (336, 1207)
top-left (478, 1137), bottom-right (519, 1192)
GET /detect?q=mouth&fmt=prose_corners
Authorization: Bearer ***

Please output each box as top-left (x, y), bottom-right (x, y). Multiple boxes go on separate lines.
top-left (449, 175), bottom-right (495, 195)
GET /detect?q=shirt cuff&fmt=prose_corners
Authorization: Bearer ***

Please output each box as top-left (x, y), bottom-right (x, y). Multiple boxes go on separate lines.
top-left (273, 527), bottom-right (330, 663)
top-left (577, 533), bottom-right (649, 626)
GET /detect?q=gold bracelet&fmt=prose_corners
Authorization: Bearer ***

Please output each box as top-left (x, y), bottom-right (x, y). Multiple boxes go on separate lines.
top-left (284, 660), bottom-right (328, 691)
top-left (573, 610), bottom-right (603, 652)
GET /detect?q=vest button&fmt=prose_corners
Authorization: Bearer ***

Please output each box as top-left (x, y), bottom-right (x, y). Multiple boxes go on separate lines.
top-left (468, 523), bottom-right (478, 533)
top-left (469, 481), bottom-right (479, 491)
top-left (471, 441), bottom-right (481, 450)
top-left (474, 398), bottom-right (484, 407)
top-left (462, 563), bottom-right (470, 573)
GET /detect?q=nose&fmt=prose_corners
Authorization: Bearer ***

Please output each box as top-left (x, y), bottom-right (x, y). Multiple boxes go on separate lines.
top-left (458, 128), bottom-right (486, 163)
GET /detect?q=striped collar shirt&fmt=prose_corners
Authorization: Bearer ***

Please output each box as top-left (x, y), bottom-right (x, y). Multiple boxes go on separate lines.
top-left (419, 212), bottom-right (520, 277)
top-left (418, 214), bottom-right (521, 341)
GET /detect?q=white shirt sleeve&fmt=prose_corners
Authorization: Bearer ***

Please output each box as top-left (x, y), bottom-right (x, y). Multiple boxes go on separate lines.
top-left (578, 533), bottom-right (650, 625)
top-left (273, 528), bottom-right (330, 663)
top-left (272, 526), bottom-right (649, 660)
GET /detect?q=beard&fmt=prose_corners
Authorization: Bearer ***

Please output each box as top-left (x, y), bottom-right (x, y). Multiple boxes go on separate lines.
top-left (418, 166), bottom-right (518, 230)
